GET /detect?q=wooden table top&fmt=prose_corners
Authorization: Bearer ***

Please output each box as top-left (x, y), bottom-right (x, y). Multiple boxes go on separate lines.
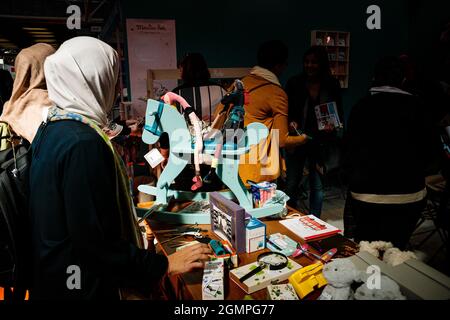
top-left (146, 206), bottom-right (358, 300)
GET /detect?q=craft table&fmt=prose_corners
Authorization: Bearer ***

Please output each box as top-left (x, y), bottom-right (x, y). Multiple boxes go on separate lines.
top-left (145, 206), bottom-right (358, 300)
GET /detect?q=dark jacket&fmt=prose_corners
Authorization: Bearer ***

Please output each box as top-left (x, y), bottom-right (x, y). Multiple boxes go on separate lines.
top-left (285, 75), bottom-right (343, 169)
top-left (346, 90), bottom-right (429, 196)
top-left (30, 120), bottom-right (168, 300)
top-left (286, 74), bottom-right (343, 138)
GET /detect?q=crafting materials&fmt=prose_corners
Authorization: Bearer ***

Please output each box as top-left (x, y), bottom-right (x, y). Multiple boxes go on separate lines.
top-left (266, 237), bottom-right (282, 251)
top-left (210, 192), bottom-right (246, 253)
top-left (202, 258), bottom-right (225, 300)
top-left (210, 240), bottom-right (227, 256)
top-left (159, 230), bottom-right (204, 245)
top-left (320, 248), bottom-right (338, 263)
top-left (280, 215), bottom-right (341, 241)
top-left (209, 240), bottom-right (238, 269)
top-left (248, 181), bottom-right (277, 208)
top-left (246, 217), bottom-right (266, 253)
top-left (288, 263), bottom-right (328, 299)
top-left (266, 233), bottom-right (298, 256)
top-left (230, 256), bottom-right (302, 294)
top-left (267, 284), bottom-right (299, 300)
top-left (239, 252), bottom-right (288, 283)
top-left (175, 241), bottom-right (200, 251)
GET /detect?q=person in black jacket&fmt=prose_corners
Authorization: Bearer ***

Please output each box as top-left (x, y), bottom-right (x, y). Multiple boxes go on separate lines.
top-left (8, 38), bottom-right (211, 300)
top-left (346, 56), bottom-right (430, 249)
top-left (285, 46), bottom-right (343, 217)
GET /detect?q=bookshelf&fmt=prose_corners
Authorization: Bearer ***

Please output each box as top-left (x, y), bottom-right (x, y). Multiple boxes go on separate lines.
top-left (311, 30), bottom-right (350, 88)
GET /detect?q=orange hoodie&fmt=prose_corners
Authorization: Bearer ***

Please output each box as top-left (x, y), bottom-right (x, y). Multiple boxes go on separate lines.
top-left (215, 69), bottom-right (308, 184)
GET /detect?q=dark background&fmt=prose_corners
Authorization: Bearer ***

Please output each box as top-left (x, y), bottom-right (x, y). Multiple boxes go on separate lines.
top-left (122, 0), bottom-right (449, 121)
top-left (1, 0), bottom-right (449, 120)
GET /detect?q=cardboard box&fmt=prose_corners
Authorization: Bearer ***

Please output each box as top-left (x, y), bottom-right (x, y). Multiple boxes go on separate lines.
top-left (202, 258), bottom-right (225, 300)
top-left (246, 217), bottom-right (266, 253)
top-left (267, 284), bottom-right (299, 300)
top-left (210, 192), bottom-right (247, 253)
top-left (230, 258), bottom-right (302, 294)
top-left (349, 252), bottom-right (450, 300)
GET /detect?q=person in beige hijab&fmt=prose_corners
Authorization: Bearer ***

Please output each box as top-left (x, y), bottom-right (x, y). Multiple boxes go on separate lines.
top-left (0, 43), bottom-right (55, 143)
top-left (27, 36), bottom-right (210, 300)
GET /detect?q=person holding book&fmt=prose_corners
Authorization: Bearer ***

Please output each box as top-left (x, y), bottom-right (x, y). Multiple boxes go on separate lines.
top-left (285, 46), bottom-right (343, 217)
top-left (346, 56), bottom-right (431, 250)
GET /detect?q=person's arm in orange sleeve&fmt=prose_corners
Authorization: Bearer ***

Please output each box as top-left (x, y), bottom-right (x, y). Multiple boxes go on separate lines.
top-left (271, 90), bottom-right (309, 148)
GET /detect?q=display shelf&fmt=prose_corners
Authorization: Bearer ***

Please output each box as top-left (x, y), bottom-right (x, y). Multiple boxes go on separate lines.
top-left (311, 30), bottom-right (350, 88)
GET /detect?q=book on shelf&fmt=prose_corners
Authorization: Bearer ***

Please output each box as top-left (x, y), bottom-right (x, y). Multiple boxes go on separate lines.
top-left (279, 215), bottom-right (341, 241)
top-left (314, 101), bottom-right (343, 131)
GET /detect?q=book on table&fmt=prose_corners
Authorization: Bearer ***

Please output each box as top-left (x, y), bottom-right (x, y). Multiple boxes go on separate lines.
top-left (279, 215), bottom-right (341, 241)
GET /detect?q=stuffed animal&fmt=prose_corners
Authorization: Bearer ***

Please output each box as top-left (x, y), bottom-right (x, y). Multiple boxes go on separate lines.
top-left (383, 248), bottom-right (417, 267)
top-left (318, 258), bottom-right (361, 300)
top-left (358, 241), bottom-right (393, 258)
top-left (358, 241), bottom-right (417, 266)
top-left (354, 275), bottom-right (406, 300)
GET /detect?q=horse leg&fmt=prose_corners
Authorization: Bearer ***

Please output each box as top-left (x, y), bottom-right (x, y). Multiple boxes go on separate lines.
top-left (218, 156), bottom-right (253, 209)
top-left (156, 152), bottom-right (189, 204)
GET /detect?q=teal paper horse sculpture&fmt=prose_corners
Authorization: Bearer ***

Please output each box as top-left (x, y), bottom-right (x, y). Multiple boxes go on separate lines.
top-left (138, 99), bottom-right (285, 224)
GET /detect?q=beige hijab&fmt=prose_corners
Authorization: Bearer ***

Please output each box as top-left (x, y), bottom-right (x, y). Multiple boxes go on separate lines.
top-left (0, 43), bottom-right (56, 142)
top-left (44, 36), bottom-right (119, 128)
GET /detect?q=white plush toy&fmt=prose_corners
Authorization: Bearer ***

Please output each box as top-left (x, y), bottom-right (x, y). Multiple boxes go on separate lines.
top-left (318, 258), bottom-right (361, 300)
top-left (383, 248), bottom-right (417, 267)
top-left (358, 241), bottom-right (393, 258)
top-left (358, 241), bottom-right (417, 266)
top-left (354, 275), bottom-right (407, 300)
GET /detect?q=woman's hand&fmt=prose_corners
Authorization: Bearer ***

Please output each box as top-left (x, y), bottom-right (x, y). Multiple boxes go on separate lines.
top-left (289, 121), bottom-right (298, 130)
top-left (289, 121), bottom-right (299, 131)
top-left (167, 243), bottom-right (212, 276)
top-left (323, 123), bottom-right (335, 133)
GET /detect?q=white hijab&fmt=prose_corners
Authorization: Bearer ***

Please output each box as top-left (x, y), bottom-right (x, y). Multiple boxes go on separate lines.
top-left (44, 36), bottom-right (119, 127)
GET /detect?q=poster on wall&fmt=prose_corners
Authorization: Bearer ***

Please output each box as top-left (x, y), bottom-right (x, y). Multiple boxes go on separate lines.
top-left (126, 19), bottom-right (177, 117)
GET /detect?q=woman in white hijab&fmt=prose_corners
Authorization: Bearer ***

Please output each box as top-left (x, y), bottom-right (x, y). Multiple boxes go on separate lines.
top-left (29, 36), bottom-right (210, 300)
top-left (44, 36), bottom-right (118, 128)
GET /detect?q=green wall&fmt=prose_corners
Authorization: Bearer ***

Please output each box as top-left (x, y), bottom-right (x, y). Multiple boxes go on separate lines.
top-left (122, 0), bottom-right (419, 122)
top-left (407, 0), bottom-right (450, 68)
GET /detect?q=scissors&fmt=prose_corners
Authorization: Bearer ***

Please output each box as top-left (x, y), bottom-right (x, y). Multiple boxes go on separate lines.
top-left (159, 230), bottom-right (207, 245)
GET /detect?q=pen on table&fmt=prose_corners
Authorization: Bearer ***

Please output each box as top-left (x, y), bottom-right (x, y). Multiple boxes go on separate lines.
top-left (266, 237), bottom-right (283, 251)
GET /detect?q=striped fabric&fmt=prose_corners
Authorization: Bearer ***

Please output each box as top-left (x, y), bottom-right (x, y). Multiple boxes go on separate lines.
top-left (173, 84), bottom-right (226, 125)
